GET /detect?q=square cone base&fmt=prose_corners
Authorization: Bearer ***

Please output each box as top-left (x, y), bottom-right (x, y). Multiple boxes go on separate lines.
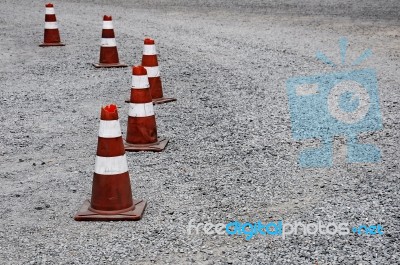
top-left (74, 199), bottom-right (146, 221)
top-left (92, 62), bottom-right (128, 68)
top-left (39, 42), bottom-right (65, 47)
top-left (124, 97), bottom-right (177, 104)
top-left (125, 138), bottom-right (168, 152)
top-left (153, 97), bottom-right (177, 105)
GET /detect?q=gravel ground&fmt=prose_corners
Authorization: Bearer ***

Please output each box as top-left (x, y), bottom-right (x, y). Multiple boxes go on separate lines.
top-left (1, 0), bottom-right (399, 264)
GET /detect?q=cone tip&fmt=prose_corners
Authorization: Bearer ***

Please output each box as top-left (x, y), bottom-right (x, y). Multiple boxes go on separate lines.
top-left (101, 104), bottom-right (118, 120)
top-left (45, 3), bottom-right (54, 7)
top-left (103, 15), bottom-right (112, 21)
top-left (132, 65), bottom-right (147, 75)
top-left (144, 38), bottom-right (155, 45)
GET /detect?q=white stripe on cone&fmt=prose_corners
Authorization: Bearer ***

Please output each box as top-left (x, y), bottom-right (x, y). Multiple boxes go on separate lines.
top-left (143, 44), bottom-right (157, 55)
top-left (129, 103), bottom-right (154, 117)
top-left (102, 21), bottom-right (114, 29)
top-left (101, 38), bottom-right (116, 47)
top-left (45, 22), bottom-right (58, 29)
top-left (94, 155), bottom-right (129, 175)
top-left (144, 66), bottom-right (160, 78)
top-left (45, 8), bottom-right (55, 15)
top-left (132, 75), bottom-right (150, 89)
top-left (98, 120), bottom-right (122, 138)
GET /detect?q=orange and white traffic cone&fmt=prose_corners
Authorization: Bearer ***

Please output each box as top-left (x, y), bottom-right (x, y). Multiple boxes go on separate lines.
top-left (141, 38), bottom-right (176, 104)
top-left (39, 3), bottom-right (65, 47)
top-left (74, 104), bottom-right (146, 221)
top-left (93, 15), bottom-right (127, 68)
top-left (124, 66), bottom-right (169, 152)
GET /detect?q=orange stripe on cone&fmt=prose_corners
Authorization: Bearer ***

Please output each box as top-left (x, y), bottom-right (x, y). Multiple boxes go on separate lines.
top-left (124, 66), bottom-right (169, 152)
top-left (141, 38), bottom-right (176, 104)
top-left (74, 104), bottom-right (146, 221)
top-left (90, 172), bottom-right (133, 213)
top-left (93, 16), bottom-right (127, 68)
top-left (39, 3), bottom-right (65, 47)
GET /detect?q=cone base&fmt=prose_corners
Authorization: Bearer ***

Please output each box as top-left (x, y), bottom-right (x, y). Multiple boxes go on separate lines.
top-left (39, 42), bottom-right (65, 47)
top-left (125, 138), bottom-right (169, 152)
top-left (153, 97), bottom-right (177, 105)
top-left (93, 62), bottom-right (128, 68)
top-left (74, 199), bottom-right (146, 221)
top-left (124, 97), bottom-right (177, 104)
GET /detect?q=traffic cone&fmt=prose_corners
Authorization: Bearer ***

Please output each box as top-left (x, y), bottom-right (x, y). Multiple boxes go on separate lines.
top-left (93, 15), bottom-right (127, 68)
top-left (74, 104), bottom-right (146, 221)
top-left (141, 38), bottom-right (176, 104)
top-left (125, 66), bottom-right (169, 152)
top-left (39, 3), bottom-right (65, 47)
